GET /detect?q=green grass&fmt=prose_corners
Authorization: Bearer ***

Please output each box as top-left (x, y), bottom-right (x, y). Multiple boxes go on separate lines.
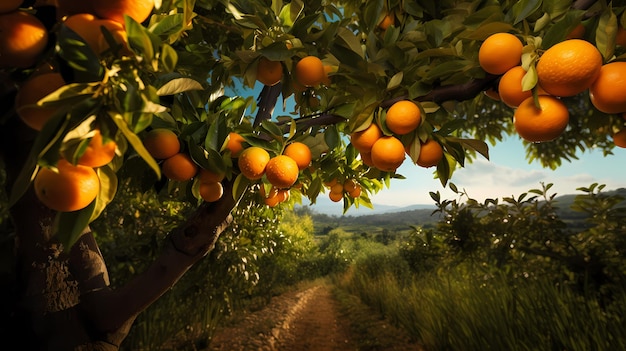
top-left (336, 257), bottom-right (626, 351)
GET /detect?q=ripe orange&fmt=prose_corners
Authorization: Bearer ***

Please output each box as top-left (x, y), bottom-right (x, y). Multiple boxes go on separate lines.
top-left (536, 39), bottom-right (602, 97)
top-left (0, 10), bottom-right (49, 68)
top-left (343, 179), bottom-right (359, 193)
top-left (34, 159), bottom-right (100, 212)
top-left (514, 95), bottom-right (569, 142)
top-left (416, 139), bottom-right (444, 168)
top-left (64, 13), bottom-right (127, 56)
top-left (262, 186), bottom-right (289, 207)
top-left (347, 184), bottom-right (362, 198)
top-left (566, 24), bottom-right (586, 39)
top-left (351, 123), bottom-right (382, 153)
top-left (616, 26), bottom-right (626, 47)
top-left (324, 178), bottom-right (338, 187)
top-left (322, 65), bottom-right (333, 85)
top-left (143, 128), bottom-right (180, 160)
top-left (57, 0), bottom-right (154, 24)
top-left (359, 151), bottom-right (374, 167)
top-left (0, 0), bottom-right (22, 14)
top-left (329, 190), bottom-right (343, 202)
top-left (93, 0), bottom-right (154, 24)
top-left (265, 155), bottom-right (299, 188)
top-left (370, 136), bottom-right (405, 172)
top-left (386, 100), bottom-right (421, 135)
top-left (589, 62), bottom-right (626, 114)
top-left (15, 72), bottom-right (66, 131)
top-left (378, 13), bottom-right (394, 30)
top-left (295, 56), bottom-right (325, 87)
top-left (483, 87), bottom-right (501, 101)
top-left (162, 153), bottom-right (198, 182)
top-left (226, 132), bottom-right (245, 157)
top-left (330, 183), bottom-right (344, 194)
top-left (77, 129), bottom-right (117, 168)
top-left (478, 33), bottom-right (523, 75)
top-left (238, 146), bottom-right (270, 180)
top-left (199, 181), bottom-right (223, 202)
top-left (199, 168), bottom-right (225, 183)
top-left (612, 129), bottom-right (626, 148)
top-left (498, 66), bottom-right (532, 108)
top-left (257, 57), bottom-right (283, 86)
top-left (283, 142), bottom-right (312, 170)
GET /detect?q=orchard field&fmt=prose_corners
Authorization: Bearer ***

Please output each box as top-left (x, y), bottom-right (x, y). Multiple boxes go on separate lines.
top-left (1, 0), bottom-right (626, 350)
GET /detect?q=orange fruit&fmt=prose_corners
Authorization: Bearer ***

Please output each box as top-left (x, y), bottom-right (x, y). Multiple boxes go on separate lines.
top-left (0, 10), bottom-right (49, 68)
top-left (416, 139), bottom-right (444, 168)
top-left (483, 87), bottom-right (501, 101)
top-left (93, 0), bottom-right (154, 24)
top-left (350, 123), bottom-right (382, 153)
top-left (498, 66), bottom-right (532, 108)
top-left (322, 65), bottom-right (333, 85)
top-left (566, 24), bottom-right (586, 39)
top-left (330, 183), bottom-right (344, 194)
top-left (589, 62), bottom-right (626, 114)
top-left (199, 181), bottom-right (224, 202)
top-left (143, 128), bottom-right (180, 160)
top-left (238, 146), bottom-right (270, 180)
top-left (226, 132), bottom-right (245, 157)
top-left (370, 136), bottom-right (405, 172)
top-left (536, 39), bottom-right (602, 97)
top-left (15, 72), bottom-right (66, 131)
top-left (386, 100), bottom-right (421, 135)
top-left (283, 142), bottom-right (312, 170)
top-left (162, 153), bottom-right (198, 182)
top-left (64, 13), bottom-right (127, 56)
top-left (295, 56), bottom-right (325, 87)
top-left (0, 0), bottom-right (22, 14)
top-left (378, 13), bottom-right (394, 30)
top-left (57, 0), bottom-right (154, 24)
top-left (324, 178), bottom-right (338, 187)
top-left (199, 168), bottom-right (225, 183)
top-left (77, 129), bottom-right (117, 168)
top-left (256, 57), bottom-right (283, 86)
top-left (262, 186), bottom-right (289, 207)
top-left (359, 151), bottom-right (374, 167)
top-left (34, 159), bottom-right (100, 212)
top-left (347, 184), bottom-right (362, 198)
top-left (265, 155), bottom-right (299, 188)
top-left (343, 179), bottom-right (359, 193)
top-left (612, 129), bottom-right (626, 148)
top-left (514, 95), bottom-right (569, 142)
top-left (329, 191), bottom-right (343, 202)
top-left (478, 33), bottom-right (523, 75)
top-left (616, 26), bottom-right (626, 47)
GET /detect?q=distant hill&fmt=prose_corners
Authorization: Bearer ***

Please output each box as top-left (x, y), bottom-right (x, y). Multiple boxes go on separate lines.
top-left (303, 188), bottom-right (626, 236)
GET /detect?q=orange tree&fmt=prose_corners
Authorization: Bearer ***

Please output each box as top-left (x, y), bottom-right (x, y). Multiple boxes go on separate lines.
top-left (1, 0), bottom-right (626, 349)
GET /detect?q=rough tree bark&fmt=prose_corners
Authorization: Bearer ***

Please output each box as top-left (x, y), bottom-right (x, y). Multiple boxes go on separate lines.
top-left (0, 78), bottom-right (238, 350)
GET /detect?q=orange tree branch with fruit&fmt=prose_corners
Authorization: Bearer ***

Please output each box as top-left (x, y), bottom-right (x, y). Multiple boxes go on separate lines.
top-left (2, 0), bottom-right (626, 348)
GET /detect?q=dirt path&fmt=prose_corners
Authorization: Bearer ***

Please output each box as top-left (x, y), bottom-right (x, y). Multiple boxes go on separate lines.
top-left (207, 282), bottom-right (421, 351)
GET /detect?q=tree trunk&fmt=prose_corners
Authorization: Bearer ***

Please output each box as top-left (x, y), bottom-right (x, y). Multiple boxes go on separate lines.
top-left (1, 81), bottom-right (237, 350)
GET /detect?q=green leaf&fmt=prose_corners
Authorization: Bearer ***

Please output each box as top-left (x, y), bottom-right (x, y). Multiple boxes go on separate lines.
top-left (521, 64), bottom-right (538, 91)
top-left (57, 25), bottom-right (104, 81)
top-left (156, 77), bottom-right (203, 95)
top-left (596, 6), bottom-right (617, 60)
top-left (386, 72), bottom-right (403, 91)
top-left (459, 22), bottom-right (515, 40)
top-left (125, 15), bottom-right (156, 61)
top-left (510, 0), bottom-right (542, 25)
top-left (90, 166), bottom-right (118, 222)
top-left (541, 10), bottom-right (585, 49)
top-left (110, 112), bottom-right (161, 178)
top-left (160, 43), bottom-right (178, 72)
top-left (54, 199), bottom-right (97, 252)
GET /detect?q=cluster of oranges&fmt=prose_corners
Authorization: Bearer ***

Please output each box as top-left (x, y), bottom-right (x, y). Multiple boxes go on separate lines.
top-left (479, 32), bottom-right (626, 146)
top-left (324, 178), bottom-right (362, 203)
top-left (350, 100), bottom-right (444, 174)
top-left (237, 142), bottom-right (312, 207)
top-left (256, 54), bottom-right (331, 89)
top-left (34, 129), bottom-right (118, 212)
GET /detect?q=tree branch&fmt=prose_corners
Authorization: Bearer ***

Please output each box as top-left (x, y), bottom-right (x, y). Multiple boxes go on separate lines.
top-left (254, 83), bottom-right (283, 128)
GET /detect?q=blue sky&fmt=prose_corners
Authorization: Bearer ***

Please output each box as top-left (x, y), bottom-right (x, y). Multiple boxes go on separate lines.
top-left (228, 82), bottom-right (626, 209)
